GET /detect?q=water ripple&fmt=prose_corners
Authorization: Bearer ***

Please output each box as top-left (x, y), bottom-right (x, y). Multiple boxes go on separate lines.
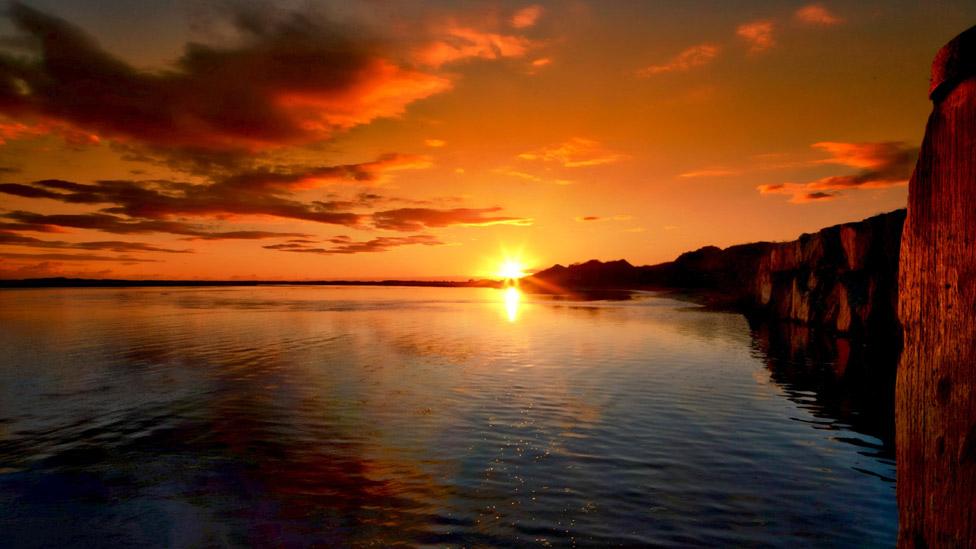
top-left (0, 286), bottom-right (896, 547)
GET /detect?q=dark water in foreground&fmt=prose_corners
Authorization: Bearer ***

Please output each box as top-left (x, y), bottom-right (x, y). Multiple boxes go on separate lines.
top-left (0, 287), bottom-right (896, 547)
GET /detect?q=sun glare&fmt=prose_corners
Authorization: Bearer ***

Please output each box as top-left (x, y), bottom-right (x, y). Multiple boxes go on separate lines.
top-left (498, 259), bottom-right (527, 280)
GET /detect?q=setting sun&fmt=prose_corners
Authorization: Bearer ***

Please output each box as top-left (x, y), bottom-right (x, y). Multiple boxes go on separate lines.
top-left (498, 259), bottom-right (527, 280)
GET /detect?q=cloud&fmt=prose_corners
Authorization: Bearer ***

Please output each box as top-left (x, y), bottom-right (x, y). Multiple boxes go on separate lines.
top-left (263, 234), bottom-right (443, 255)
top-left (679, 168), bottom-right (741, 178)
top-left (372, 207), bottom-right (532, 231)
top-left (757, 141), bottom-right (917, 203)
top-left (212, 153), bottom-right (431, 192)
top-left (415, 25), bottom-right (531, 68)
top-left (637, 44), bottom-right (720, 76)
top-left (0, 251), bottom-right (157, 262)
top-left (0, 153), bottom-right (435, 229)
top-left (425, 139), bottom-right (447, 148)
top-left (757, 184), bottom-right (840, 203)
top-left (531, 57), bottom-right (552, 67)
top-left (518, 138), bottom-right (626, 168)
top-left (574, 214), bottom-right (631, 222)
top-left (0, 3), bottom-right (451, 153)
top-left (737, 20), bottom-right (775, 53)
top-left (795, 4), bottom-right (843, 26)
top-left (7, 178), bottom-right (366, 227)
top-left (1, 175), bottom-right (529, 234)
top-left (511, 6), bottom-right (544, 29)
top-left (493, 167), bottom-right (544, 182)
top-left (811, 141), bottom-right (912, 171)
top-left (492, 167), bottom-right (572, 185)
top-left (0, 220), bottom-right (65, 233)
top-left (1, 211), bottom-right (310, 239)
top-left (0, 231), bottom-right (190, 253)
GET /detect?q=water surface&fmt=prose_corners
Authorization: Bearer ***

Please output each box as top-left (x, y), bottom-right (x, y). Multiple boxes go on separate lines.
top-left (0, 286), bottom-right (896, 547)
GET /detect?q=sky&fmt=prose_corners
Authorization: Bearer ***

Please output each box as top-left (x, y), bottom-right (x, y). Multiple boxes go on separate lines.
top-left (0, 0), bottom-right (972, 280)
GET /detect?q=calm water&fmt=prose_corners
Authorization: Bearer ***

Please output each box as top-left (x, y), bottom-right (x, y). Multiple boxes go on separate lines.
top-left (0, 286), bottom-right (896, 547)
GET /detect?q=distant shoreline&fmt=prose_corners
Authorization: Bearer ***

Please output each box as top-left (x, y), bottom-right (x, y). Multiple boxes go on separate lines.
top-left (0, 277), bottom-right (504, 289)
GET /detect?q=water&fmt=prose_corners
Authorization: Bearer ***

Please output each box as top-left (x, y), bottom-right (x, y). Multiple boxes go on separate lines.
top-left (0, 286), bottom-right (896, 547)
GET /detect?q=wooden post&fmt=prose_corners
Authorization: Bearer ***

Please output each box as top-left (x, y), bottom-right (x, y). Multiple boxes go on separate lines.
top-left (897, 25), bottom-right (976, 547)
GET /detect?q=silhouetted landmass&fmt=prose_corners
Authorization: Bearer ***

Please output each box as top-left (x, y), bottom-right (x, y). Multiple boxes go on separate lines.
top-left (524, 209), bottom-right (905, 342)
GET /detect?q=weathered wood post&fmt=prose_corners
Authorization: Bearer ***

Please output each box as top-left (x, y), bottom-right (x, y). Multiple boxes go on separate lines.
top-left (897, 24), bottom-right (976, 547)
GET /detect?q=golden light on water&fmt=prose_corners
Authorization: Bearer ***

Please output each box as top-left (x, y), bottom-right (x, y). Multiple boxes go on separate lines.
top-left (503, 287), bottom-right (521, 322)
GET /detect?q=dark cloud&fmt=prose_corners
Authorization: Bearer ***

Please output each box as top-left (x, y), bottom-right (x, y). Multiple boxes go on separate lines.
top-left (0, 231), bottom-right (190, 253)
top-left (214, 154), bottom-right (431, 192)
top-left (372, 207), bottom-right (532, 231)
top-left (0, 251), bottom-right (157, 262)
top-left (263, 234), bottom-right (442, 255)
top-left (0, 152), bottom-right (440, 228)
top-left (1, 211), bottom-right (309, 240)
top-left (0, 3), bottom-right (450, 154)
top-left (185, 230), bottom-right (311, 241)
top-left (0, 220), bottom-right (63, 232)
top-left (0, 177), bottom-right (366, 227)
top-left (802, 191), bottom-right (836, 201)
top-left (807, 141), bottom-right (918, 190)
top-left (0, 175), bottom-right (530, 233)
top-left (757, 141), bottom-right (917, 203)
top-left (0, 182), bottom-right (63, 199)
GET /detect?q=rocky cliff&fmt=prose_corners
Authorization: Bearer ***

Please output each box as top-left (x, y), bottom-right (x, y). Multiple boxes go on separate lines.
top-left (896, 24), bottom-right (976, 547)
top-left (525, 209), bottom-right (906, 340)
top-left (753, 209), bottom-right (904, 339)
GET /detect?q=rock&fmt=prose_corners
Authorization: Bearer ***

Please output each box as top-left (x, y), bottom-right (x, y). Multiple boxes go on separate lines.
top-left (897, 24), bottom-right (976, 548)
top-left (524, 210), bottom-right (905, 343)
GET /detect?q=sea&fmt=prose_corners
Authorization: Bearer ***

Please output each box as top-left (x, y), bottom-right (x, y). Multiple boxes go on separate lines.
top-left (0, 286), bottom-right (897, 547)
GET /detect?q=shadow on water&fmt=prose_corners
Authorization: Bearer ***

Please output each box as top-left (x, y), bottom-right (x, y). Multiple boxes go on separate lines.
top-left (747, 318), bottom-right (898, 469)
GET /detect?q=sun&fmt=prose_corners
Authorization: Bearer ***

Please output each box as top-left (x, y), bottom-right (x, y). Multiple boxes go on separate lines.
top-left (498, 259), bottom-right (527, 280)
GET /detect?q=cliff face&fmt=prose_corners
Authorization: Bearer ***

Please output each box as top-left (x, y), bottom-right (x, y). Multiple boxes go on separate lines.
top-left (754, 210), bottom-right (904, 339)
top-left (896, 25), bottom-right (976, 548)
top-left (525, 209), bottom-right (905, 340)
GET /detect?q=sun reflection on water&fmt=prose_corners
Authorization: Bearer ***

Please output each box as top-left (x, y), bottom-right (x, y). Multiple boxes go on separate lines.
top-left (503, 286), bottom-right (521, 322)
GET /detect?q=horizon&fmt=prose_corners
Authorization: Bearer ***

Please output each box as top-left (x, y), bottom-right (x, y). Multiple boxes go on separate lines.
top-left (0, 1), bottom-right (972, 280)
top-left (1, 205), bottom-right (905, 283)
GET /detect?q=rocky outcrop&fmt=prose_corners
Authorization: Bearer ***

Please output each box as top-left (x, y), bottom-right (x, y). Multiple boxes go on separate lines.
top-left (524, 209), bottom-right (905, 341)
top-left (896, 25), bottom-right (976, 548)
top-left (754, 210), bottom-right (904, 339)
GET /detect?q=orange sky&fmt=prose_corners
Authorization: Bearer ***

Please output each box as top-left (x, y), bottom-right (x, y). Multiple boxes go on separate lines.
top-left (0, 1), bottom-right (973, 280)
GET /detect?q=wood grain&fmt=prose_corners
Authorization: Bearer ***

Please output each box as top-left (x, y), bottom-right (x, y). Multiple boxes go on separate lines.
top-left (897, 25), bottom-right (976, 547)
